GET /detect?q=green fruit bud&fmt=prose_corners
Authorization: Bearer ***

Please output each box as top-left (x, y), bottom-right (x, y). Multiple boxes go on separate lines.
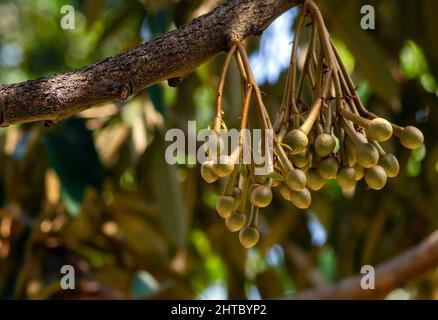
top-left (285, 169), bottom-right (307, 191)
top-left (271, 179), bottom-right (281, 187)
top-left (239, 227), bottom-right (260, 248)
top-left (347, 149), bottom-right (357, 167)
top-left (314, 133), bottom-right (336, 157)
top-left (364, 166), bottom-right (387, 190)
top-left (354, 164), bottom-right (364, 181)
top-left (379, 154), bottom-right (399, 178)
top-left (317, 157), bottom-right (339, 179)
top-left (232, 187), bottom-right (242, 200)
top-left (225, 212), bottom-right (247, 232)
top-left (255, 175), bottom-right (269, 185)
top-left (366, 118), bottom-right (393, 142)
top-left (201, 161), bottom-right (218, 183)
top-left (284, 129), bottom-right (308, 155)
top-left (292, 149), bottom-right (310, 168)
top-left (306, 168), bottom-right (326, 191)
top-left (205, 133), bottom-right (224, 157)
top-left (336, 167), bottom-right (356, 190)
top-left (250, 185), bottom-right (273, 208)
top-left (279, 183), bottom-right (292, 201)
top-left (249, 183), bottom-right (260, 198)
top-left (356, 143), bottom-right (379, 168)
top-left (400, 126), bottom-right (424, 149)
top-left (216, 195), bottom-right (237, 218)
top-left (212, 155), bottom-right (235, 177)
top-left (290, 188), bottom-right (312, 209)
top-left (301, 161), bottom-right (311, 173)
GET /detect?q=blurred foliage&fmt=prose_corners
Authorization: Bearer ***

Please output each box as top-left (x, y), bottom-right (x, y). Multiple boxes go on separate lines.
top-left (0, 0), bottom-right (437, 300)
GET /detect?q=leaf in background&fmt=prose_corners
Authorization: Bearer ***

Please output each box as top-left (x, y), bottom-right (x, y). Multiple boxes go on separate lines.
top-left (420, 0), bottom-right (438, 81)
top-left (148, 85), bottom-right (166, 117)
top-left (318, 247), bottom-right (337, 282)
top-left (142, 13), bottom-right (189, 247)
top-left (172, 0), bottom-right (204, 27)
top-left (146, 5), bottom-right (172, 32)
top-left (255, 268), bottom-right (284, 299)
top-left (148, 133), bottom-right (188, 249)
top-left (111, 203), bottom-right (170, 257)
top-left (43, 118), bottom-right (104, 216)
top-left (323, 7), bottom-right (400, 109)
top-left (85, 0), bottom-right (107, 28)
top-left (145, 11), bottom-right (171, 118)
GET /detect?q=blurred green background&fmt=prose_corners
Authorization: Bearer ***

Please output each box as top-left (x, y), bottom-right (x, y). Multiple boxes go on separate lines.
top-left (0, 0), bottom-right (437, 299)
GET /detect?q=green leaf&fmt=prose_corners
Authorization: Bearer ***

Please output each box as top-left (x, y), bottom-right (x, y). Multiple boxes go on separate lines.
top-left (148, 133), bottom-right (189, 248)
top-left (318, 247), bottom-right (337, 282)
top-left (43, 118), bottom-right (103, 217)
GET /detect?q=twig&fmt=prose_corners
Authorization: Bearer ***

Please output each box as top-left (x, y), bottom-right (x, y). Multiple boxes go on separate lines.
top-left (0, 0), bottom-right (301, 126)
top-left (285, 229), bottom-right (438, 299)
top-left (214, 45), bottom-right (237, 133)
top-left (236, 44), bottom-right (271, 130)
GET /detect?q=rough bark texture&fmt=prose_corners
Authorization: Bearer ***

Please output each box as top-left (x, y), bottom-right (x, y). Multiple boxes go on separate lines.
top-left (0, 0), bottom-right (300, 126)
top-left (287, 230), bottom-right (438, 300)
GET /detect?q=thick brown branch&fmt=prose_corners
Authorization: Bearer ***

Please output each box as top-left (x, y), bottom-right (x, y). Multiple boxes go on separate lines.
top-left (286, 229), bottom-right (438, 299)
top-left (0, 0), bottom-right (300, 126)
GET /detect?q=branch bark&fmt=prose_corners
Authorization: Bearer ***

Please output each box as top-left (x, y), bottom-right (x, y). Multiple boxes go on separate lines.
top-left (0, 0), bottom-right (300, 126)
top-left (286, 229), bottom-right (438, 299)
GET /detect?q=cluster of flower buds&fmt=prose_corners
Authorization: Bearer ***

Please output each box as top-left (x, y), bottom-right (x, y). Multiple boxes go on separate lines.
top-left (201, 0), bottom-right (424, 248)
top-left (201, 136), bottom-right (276, 248)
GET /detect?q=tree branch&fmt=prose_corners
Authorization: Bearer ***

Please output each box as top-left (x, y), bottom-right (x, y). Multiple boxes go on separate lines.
top-left (0, 0), bottom-right (300, 126)
top-left (286, 229), bottom-right (438, 299)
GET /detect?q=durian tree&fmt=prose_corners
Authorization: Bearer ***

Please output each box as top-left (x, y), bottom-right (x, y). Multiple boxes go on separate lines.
top-left (0, 0), bottom-right (437, 300)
